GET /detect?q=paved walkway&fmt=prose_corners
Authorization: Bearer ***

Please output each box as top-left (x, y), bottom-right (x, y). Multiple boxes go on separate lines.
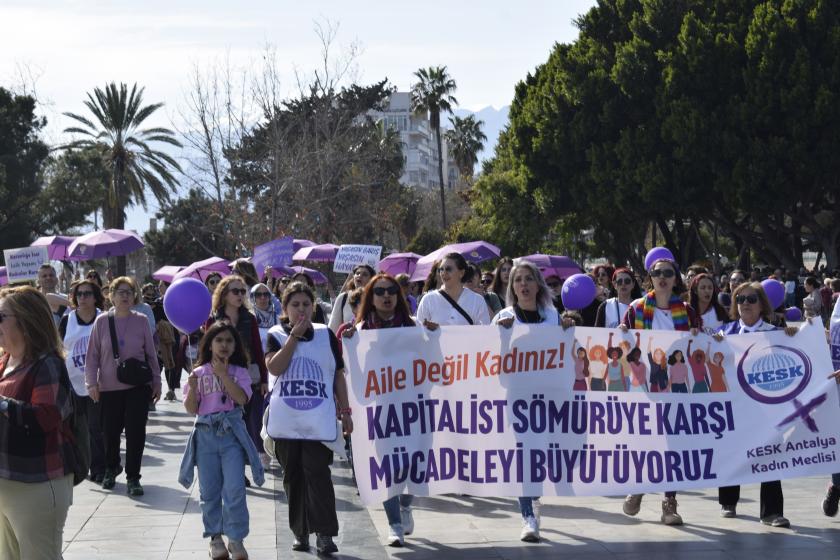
top-left (64, 402), bottom-right (840, 559)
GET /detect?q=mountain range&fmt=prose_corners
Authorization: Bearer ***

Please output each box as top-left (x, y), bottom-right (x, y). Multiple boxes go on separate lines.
top-left (452, 105), bottom-right (510, 166)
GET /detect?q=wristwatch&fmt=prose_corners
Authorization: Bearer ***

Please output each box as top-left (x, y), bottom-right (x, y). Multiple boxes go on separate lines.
top-left (0, 399), bottom-right (9, 413)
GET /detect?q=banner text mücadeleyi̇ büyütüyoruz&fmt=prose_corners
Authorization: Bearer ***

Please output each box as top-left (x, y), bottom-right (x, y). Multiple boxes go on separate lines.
top-left (339, 323), bottom-right (840, 504)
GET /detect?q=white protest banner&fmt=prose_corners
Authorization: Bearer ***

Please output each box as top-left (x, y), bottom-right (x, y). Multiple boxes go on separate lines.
top-left (343, 323), bottom-right (840, 505)
top-left (3, 246), bottom-right (49, 284)
top-left (333, 244), bottom-right (382, 274)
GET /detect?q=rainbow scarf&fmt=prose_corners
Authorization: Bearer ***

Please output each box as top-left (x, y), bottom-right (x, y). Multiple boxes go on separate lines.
top-left (633, 291), bottom-right (690, 331)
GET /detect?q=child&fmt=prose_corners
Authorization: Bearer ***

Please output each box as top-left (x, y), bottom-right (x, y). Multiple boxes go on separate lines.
top-left (178, 321), bottom-right (265, 560)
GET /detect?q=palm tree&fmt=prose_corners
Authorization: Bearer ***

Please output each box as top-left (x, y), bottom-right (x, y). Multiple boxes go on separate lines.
top-left (445, 115), bottom-right (487, 186)
top-left (411, 66), bottom-right (457, 229)
top-left (63, 82), bottom-right (182, 273)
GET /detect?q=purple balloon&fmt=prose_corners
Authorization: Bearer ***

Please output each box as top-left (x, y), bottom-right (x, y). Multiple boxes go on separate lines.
top-left (760, 279), bottom-right (785, 310)
top-left (785, 307), bottom-right (802, 322)
top-left (561, 273), bottom-right (597, 310)
top-left (644, 247), bottom-right (676, 271)
top-left (163, 278), bottom-right (212, 334)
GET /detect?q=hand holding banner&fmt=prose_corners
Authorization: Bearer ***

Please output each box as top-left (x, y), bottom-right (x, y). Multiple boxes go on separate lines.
top-left (343, 323), bottom-right (840, 504)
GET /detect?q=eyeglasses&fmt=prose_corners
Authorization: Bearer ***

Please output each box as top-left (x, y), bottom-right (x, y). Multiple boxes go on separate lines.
top-left (372, 286), bottom-right (400, 296)
top-left (0, 312), bottom-right (14, 323)
top-left (735, 294), bottom-right (759, 304)
top-left (76, 290), bottom-right (95, 298)
top-left (229, 288), bottom-right (247, 296)
top-left (614, 277), bottom-right (633, 286)
top-left (255, 291), bottom-right (271, 298)
top-left (114, 289), bottom-right (133, 297)
top-left (649, 269), bottom-right (676, 279)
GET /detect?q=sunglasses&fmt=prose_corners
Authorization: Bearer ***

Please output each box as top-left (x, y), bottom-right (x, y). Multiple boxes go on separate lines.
top-left (735, 294), bottom-right (759, 304)
top-left (255, 291), bottom-right (271, 298)
top-left (614, 277), bottom-right (633, 286)
top-left (649, 269), bottom-right (676, 279)
top-left (0, 312), bottom-right (13, 323)
top-left (373, 286), bottom-right (400, 296)
top-left (547, 282), bottom-right (562, 289)
top-left (229, 288), bottom-right (247, 296)
top-left (481, 279), bottom-right (492, 286)
top-left (76, 290), bottom-right (95, 298)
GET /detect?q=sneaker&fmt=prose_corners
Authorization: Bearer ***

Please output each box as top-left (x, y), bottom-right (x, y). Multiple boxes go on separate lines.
top-left (88, 472), bottom-right (105, 484)
top-left (165, 389), bottom-right (175, 401)
top-left (291, 534), bottom-right (309, 551)
top-left (315, 534), bottom-right (338, 555)
top-left (532, 498), bottom-right (541, 524)
top-left (520, 515), bottom-right (539, 542)
top-left (209, 535), bottom-right (229, 560)
top-left (259, 452), bottom-right (271, 469)
top-left (386, 523), bottom-right (404, 547)
top-left (101, 470), bottom-right (117, 490)
top-left (227, 539), bottom-right (248, 560)
top-left (823, 484), bottom-right (840, 517)
top-left (720, 504), bottom-right (737, 518)
top-left (661, 497), bottom-right (683, 525)
top-left (623, 494), bottom-right (643, 516)
top-left (760, 515), bottom-right (790, 528)
top-left (400, 505), bottom-right (414, 535)
top-left (126, 479), bottom-right (144, 496)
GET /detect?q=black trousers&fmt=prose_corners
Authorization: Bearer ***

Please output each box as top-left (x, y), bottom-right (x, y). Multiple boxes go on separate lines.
top-left (164, 368), bottom-right (181, 391)
top-left (100, 385), bottom-right (151, 481)
top-left (79, 395), bottom-right (106, 476)
top-left (274, 439), bottom-right (338, 537)
top-left (718, 481), bottom-right (783, 517)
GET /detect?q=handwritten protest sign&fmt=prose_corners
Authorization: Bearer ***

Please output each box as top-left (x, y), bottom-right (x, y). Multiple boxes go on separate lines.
top-left (343, 323), bottom-right (840, 504)
top-left (3, 246), bottom-right (49, 284)
top-left (333, 244), bottom-right (382, 274)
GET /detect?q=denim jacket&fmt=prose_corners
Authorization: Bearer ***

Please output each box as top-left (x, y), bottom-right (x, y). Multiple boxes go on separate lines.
top-left (178, 407), bottom-right (265, 488)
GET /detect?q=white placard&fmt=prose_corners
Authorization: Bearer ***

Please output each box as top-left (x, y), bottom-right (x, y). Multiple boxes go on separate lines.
top-left (343, 322), bottom-right (840, 504)
top-left (333, 244), bottom-right (382, 274)
top-left (3, 246), bottom-right (49, 283)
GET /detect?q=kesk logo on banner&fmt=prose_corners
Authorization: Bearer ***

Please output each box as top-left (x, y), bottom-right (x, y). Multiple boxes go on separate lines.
top-left (333, 245), bottom-right (382, 274)
top-left (342, 323), bottom-right (840, 504)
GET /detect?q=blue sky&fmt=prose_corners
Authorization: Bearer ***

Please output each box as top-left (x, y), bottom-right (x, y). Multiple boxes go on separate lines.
top-left (2, 0), bottom-right (596, 231)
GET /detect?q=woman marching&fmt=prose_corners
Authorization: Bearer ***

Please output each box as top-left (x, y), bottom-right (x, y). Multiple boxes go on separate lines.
top-left (689, 273), bottom-right (728, 334)
top-left (416, 253), bottom-right (491, 328)
top-left (492, 259), bottom-right (573, 542)
top-left (715, 282), bottom-right (798, 527)
top-left (594, 268), bottom-right (641, 328)
top-left (340, 274), bottom-right (418, 547)
top-left (85, 277), bottom-right (161, 496)
top-left (328, 265), bottom-right (374, 333)
top-left (0, 287), bottom-right (76, 560)
top-left (620, 255), bottom-right (701, 525)
top-left (178, 322), bottom-right (265, 560)
top-left (206, 276), bottom-right (269, 472)
top-left (59, 280), bottom-right (105, 482)
top-left (266, 282), bottom-right (352, 555)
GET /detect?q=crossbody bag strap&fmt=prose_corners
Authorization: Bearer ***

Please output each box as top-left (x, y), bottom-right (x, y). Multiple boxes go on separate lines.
top-left (438, 290), bottom-right (474, 325)
top-left (107, 310), bottom-right (121, 364)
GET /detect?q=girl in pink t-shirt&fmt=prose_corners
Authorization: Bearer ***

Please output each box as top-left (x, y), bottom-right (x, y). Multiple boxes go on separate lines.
top-left (183, 322), bottom-right (255, 560)
top-left (667, 349), bottom-right (690, 393)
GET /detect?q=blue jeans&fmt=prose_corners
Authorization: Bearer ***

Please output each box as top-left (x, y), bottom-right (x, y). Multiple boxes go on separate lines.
top-left (383, 494), bottom-right (414, 526)
top-left (196, 421), bottom-right (249, 540)
top-left (518, 497), bottom-right (538, 518)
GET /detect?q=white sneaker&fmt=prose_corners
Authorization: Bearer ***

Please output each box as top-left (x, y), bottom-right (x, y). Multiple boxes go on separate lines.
top-left (387, 523), bottom-right (404, 547)
top-left (259, 452), bottom-right (271, 469)
top-left (520, 515), bottom-right (539, 543)
top-left (400, 505), bottom-right (414, 535)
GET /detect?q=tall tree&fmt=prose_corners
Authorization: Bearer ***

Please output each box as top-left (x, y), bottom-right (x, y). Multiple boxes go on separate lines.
top-left (63, 82), bottom-right (183, 273)
top-left (411, 66), bottom-right (458, 229)
top-left (445, 114), bottom-right (487, 186)
top-left (0, 87), bottom-right (50, 255)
